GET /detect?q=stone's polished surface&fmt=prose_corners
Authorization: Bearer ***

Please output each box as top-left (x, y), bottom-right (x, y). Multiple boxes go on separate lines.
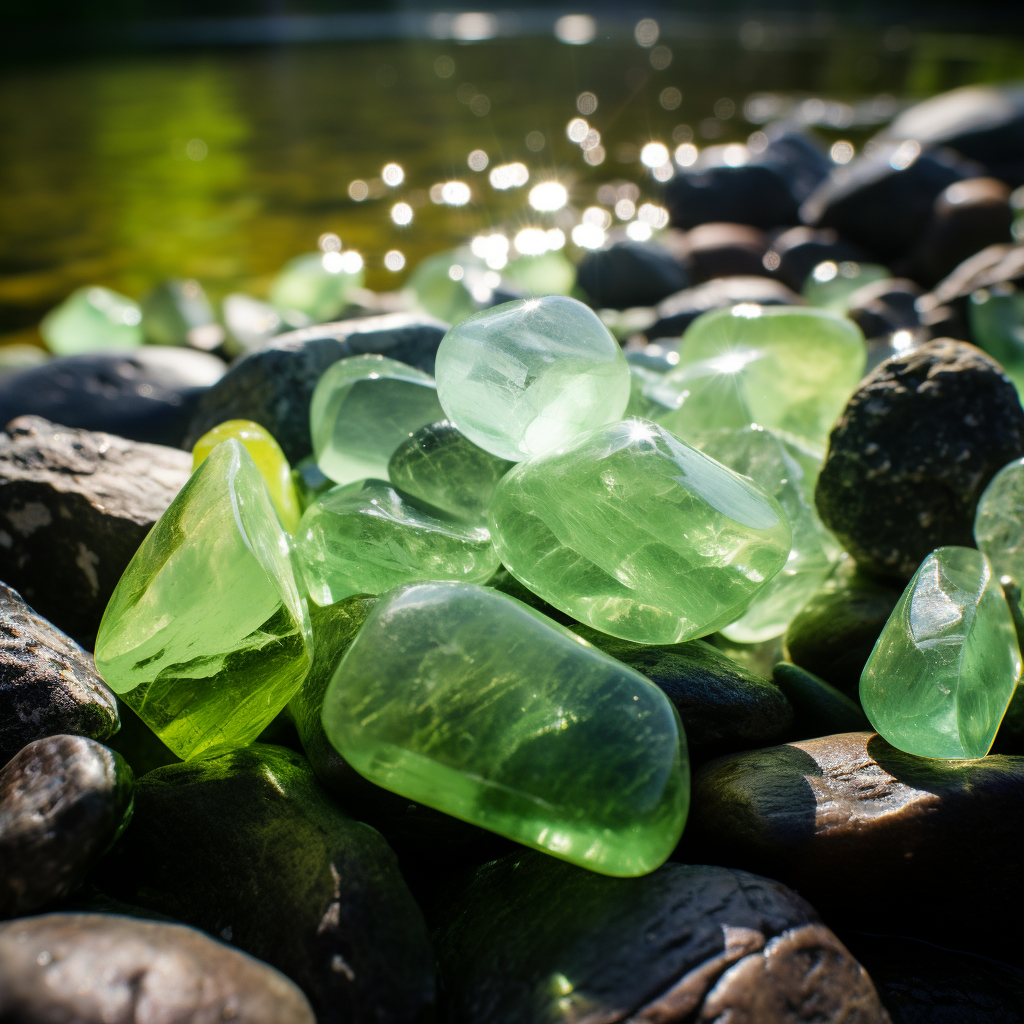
top-left (974, 456), bottom-right (1024, 585)
top-left (387, 419), bottom-right (514, 523)
top-left (699, 427), bottom-right (838, 643)
top-left (94, 440), bottom-right (312, 761)
top-left (40, 286), bottom-right (144, 355)
top-left (193, 419), bottom-right (302, 533)
top-left (296, 479), bottom-right (499, 606)
top-left (657, 304), bottom-right (866, 452)
top-left (489, 419), bottom-right (792, 645)
top-left (435, 295), bottom-right (630, 462)
top-left (269, 251), bottom-right (364, 323)
top-left (310, 354), bottom-right (444, 485)
top-left (322, 582), bottom-right (689, 876)
top-left (861, 546), bottom-right (1021, 759)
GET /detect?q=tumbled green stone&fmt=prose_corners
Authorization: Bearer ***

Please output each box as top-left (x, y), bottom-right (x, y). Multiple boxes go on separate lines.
top-left (502, 251), bottom-right (576, 297)
top-left (435, 295), bottom-right (631, 462)
top-left (860, 546), bottom-right (1021, 759)
top-left (292, 455), bottom-right (334, 512)
top-left (321, 581), bottom-right (689, 876)
top-left (488, 419), bottom-right (792, 644)
top-left (295, 478), bottom-right (499, 606)
top-left (968, 288), bottom-right (1024, 395)
top-left (192, 419), bottom-right (301, 533)
top-left (94, 440), bottom-right (312, 761)
top-left (269, 251), bottom-right (364, 323)
top-left (40, 286), bottom-right (143, 355)
top-left (309, 354), bottom-right (445, 485)
top-left (387, 420), bottom-right (513, 523)
top-left (801, 262), bottom-right (891, 311)
top-left (656, 305), bottom-right (866, 452)
top-left (975, 457), bottom-right (1024, 586)
top-left (407, 249), bottom-right (507, 326)
top-left (699, 427), bottom-right (839, 643)
top-left (624, 363), bottom-right (678, 420)
top-left (141, 279), bottom-right (221, 349)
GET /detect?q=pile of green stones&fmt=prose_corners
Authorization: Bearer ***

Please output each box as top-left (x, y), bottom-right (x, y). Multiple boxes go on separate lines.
top-left (92, 291), bottom-right (1022, 878)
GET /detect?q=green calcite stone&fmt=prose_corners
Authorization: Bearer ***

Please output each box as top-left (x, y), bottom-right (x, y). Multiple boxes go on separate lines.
top-left (860, 546), bottom-right (1021, 759)
top-left (801, 262), bottom-right (892, 311)
top-left (656, 305), bottom-right (866, 452)
top-left (502, 251), bottom-right (576, 296)
top-left (40, 286), bottom-right (144, 355)
top-left (309, 354), bottom-right (445, 485)
top-left (192, 419), bottom-right (301, 533)
top-left (968, 288), bottom-right (1024, 395)
top-left (975, 456), bottom-right (1024, 586)
top-left (141, 279), bottom-right (219, 348)
top-left (295, 478), bottom-right (499, 606)
top-left (269, 251), bottom-right (363, 323)
top-left (624, 363), bottom-right (678, 420)
top-left (435, 295), bottom-right (631, 462)
top-left (321, 581), bottom-right (689, 876)
top-left (488, 419), bottom-right (792, 645)
top-left (94, 440), bottom-right (312, 761)
top-left (292, 455), bottom-right (333, 511)
top-left (698, 427), bottom-right (839, 643)
top-left (407, 249), bottom-right (501, 326)
top-left (387, 419), bottom-right (514, 523)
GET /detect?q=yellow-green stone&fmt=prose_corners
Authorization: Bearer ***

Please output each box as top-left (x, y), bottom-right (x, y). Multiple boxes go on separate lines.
top-left (269, 251), bottom-right (364, 323)
top-left (435, 295), bottom-right (631, 462)
top-left (192, 419), bottom-right (302, 534)
top-left (40, 286), bottom-right (143, 355)
top-left (975, 457), bottom-right (1024, 586)
top-left (488, 419), bottom-right (792, 645)
top-left (321, 581), bottom-right (689, 876)
top-left (94, 440), bottom-right (312, 761)
top-left (860, 546), bottom-right (1021, 759)
top-left (310, 354), bottom-right (445, 486)
top-left (295, 478), bottom-right (499, 606)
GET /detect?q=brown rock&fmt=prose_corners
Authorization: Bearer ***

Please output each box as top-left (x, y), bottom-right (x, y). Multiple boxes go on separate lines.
top-left (679, 222), bottom-right (771, 283)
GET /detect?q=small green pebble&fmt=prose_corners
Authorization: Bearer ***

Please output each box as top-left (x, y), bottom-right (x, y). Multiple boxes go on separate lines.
top-left (40, 286), bottom-right (143, 355)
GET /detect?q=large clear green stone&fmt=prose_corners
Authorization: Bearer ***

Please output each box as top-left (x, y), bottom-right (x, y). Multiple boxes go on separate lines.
top-left (656, 305), bottom-right (866, 452)
top-left (309, 354), bottom-right (445, 485)
top-left (269, 251), bottom-right (364, 323)
top-left (435, 295), bottom-right (631, 462)
top-left (975, 456), bottom-right (1024, 585)
top-left (860, 546), bottom-right (1021, 759)
top-left (387, 420), bottom-right (514, 524)
top-left (321, 581), bottom-right (689, 876)
top-left (295, 478), bottom-right (499, 606)
top-left (40, 287), bottom-right (144, 355)
top-left (488, 419), bottom-right (793, 644)
top-left (94, 440), bottom-right (312, 760)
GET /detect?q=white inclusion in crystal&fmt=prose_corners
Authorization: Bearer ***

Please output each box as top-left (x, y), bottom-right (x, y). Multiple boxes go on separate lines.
top-left (909, 557), bottom-right (967, 647)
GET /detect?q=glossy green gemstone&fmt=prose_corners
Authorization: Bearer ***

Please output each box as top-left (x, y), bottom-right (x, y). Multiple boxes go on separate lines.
top-left (387, 420), bottom-right (514, 523)
top-left (860, 546), bottom-right (1021, 759)
top-left (321, 581), bottom-right (689, 876)
top-left (295, 478), bottom-right (499, 606)
top-left (801, 261), bottom-right (892, 311)
top-left (967, 288), bottom-right (1024, 395)
top-left (502, 250), bottom-right (576, 297)
top-left (94, 440), bottom-right (312, 761)
top-left (406, 249), bottom-right (508, 326)
top-left (269, 251), bottom-right (364, 323)
top-left (141, 279), bottom-right (221, 349)
top-left (309, 354), bottom-right (445, 485)
top-left (435, 295), bottom-right (631, 462)
top-left (656, 305), bottom-right (866, 452)
top-left (40, 286), bottom-right (143, 355)
top-left (699, 427), bottom-right (839, 643)
top-left (192, 419), bottom-right (302, 533)
top-left (488, 419), bottom-right (792, 644)
top-left (975, 456), bottom-right (1024, 586)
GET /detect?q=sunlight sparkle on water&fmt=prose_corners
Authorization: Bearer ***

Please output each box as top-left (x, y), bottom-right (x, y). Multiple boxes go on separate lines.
top-left (529, 182), bottom-right (568, 212)
top-left (640, 142), bottom-right (669, 168)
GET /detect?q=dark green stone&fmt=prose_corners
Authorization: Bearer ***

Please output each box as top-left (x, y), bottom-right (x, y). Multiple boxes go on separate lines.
top-left (772, 661), bottom-right (869, 739)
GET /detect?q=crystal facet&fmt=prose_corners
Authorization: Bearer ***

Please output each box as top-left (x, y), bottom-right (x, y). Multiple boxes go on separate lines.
top-left (975, 456), bottom-right (1024, 586)
top-left (40, 287), bottom-right (144, 356)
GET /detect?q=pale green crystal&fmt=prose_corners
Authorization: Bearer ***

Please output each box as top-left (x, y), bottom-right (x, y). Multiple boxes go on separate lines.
top-left (141, 279), bottom-right (220, 349)
top-left (975, 456), bottom-right (1024, 586)
top-left (860, 546), bottom-right (1021, 759)
top-left (502, 251), bottom-right (576, 296)
top-left (40, 286), bottom-right (143, 355)
top-left (435, 295), bottom-right (631, 461)
top-left (407, 249), bottom-right (508, 325)
top-left (269, 251), bottom-right (364, 323)
top-left (310, 354), bottom-right (445, 485)
top-left (488, 418), bottom-right (793, 645)
top-left (801, 261), bottom-right (892, 311)
top-left (295, 478), bottom-right (499, 606)
top-left (94, 440), bottom-right (312, 761)
top-left (321, 581), bottom-right (689, 876)
top-left (968, 287), bottom-right (1024, 395)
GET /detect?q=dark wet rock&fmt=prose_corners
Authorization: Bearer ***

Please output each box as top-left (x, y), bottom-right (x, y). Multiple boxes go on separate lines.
top-left (783, 560), bottom-right (904, 697)
top-left (0, 582), bottom-right (118, 766)
top-left (571, 628), bottom-right (793, 762)
top-left (665, 161), bottom-right (799, 231)
top-left (687, 732), bottom-right (1024, 950)
top-left (105, 699), bottom-right (179, 778)
top-left (801, 145), bottom-right (976, 261)
top-left (0, 416), bottom-right (191, 646)
top-left (97, 743), bottom-right (435, 1024)
top-left (762, 226), bottom-right (870, 291)
top-left (0, 347), bottom-right (226, 449)
top-left (846, 278), bottom-right (923, 339)
top-left (0, 912), bottom-right (315, 1024)
top-left (678, 222), bottom-right (770, 283)
top-left (0, 735), bottom-right (133, 918)
top-left (815, 339), bottom-right (1024, 581)
top-left (576, 240), bottom-right (688, 310)
top-left (434, 851), bottom-right (890, 1024)
top-left (772, 662), bottom-right (869, 739)
top-left (645, 276), bottom-right (802, 341)
top-left (710, 632), bottom-right (787, 681)
top-left (758, 129), bottom-right (834, 203)
top-left (184, 312), bottom-right (448, 463)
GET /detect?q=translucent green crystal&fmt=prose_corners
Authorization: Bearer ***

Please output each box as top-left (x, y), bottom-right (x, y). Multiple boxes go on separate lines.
top-left (502, 251), bottom-right (576, 297)
top-left (488, 419), bottom-right (793, 645)
top-left (141, 279), bottom-right (221, 349)
top-left (94, 440), bottom-right (312, 761)
top-left (656, 305), bottom-right (866, 452)
top-left (860, 546), bottom-right (1021, 759)
top-left (269, 251), bottom-right (364, 323)
top-left (309, 354), bottom-right (445, 485)
top-left (975, 456), bottom-right (1024, 586)
top-left (295, 478), bottom-right (499, 606)
top-left (192, 419), bottom-right (301, 533)
top-left (387, 420), bottom-right (513, 524)
top-left (407, 249), bottom-right (506, 326)
top-left (699, 427), bottom-right (839, 643)
top-left (40, 286), bottom-right (144, 355)
top-left (321, 581), bottom-right (689, 876)
top-left (435, 295), bottom-right (631, 461)
top-left (967, 288), bottom-right (1024, 395)
top-left (801, 261), bottom-right (891, 311)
